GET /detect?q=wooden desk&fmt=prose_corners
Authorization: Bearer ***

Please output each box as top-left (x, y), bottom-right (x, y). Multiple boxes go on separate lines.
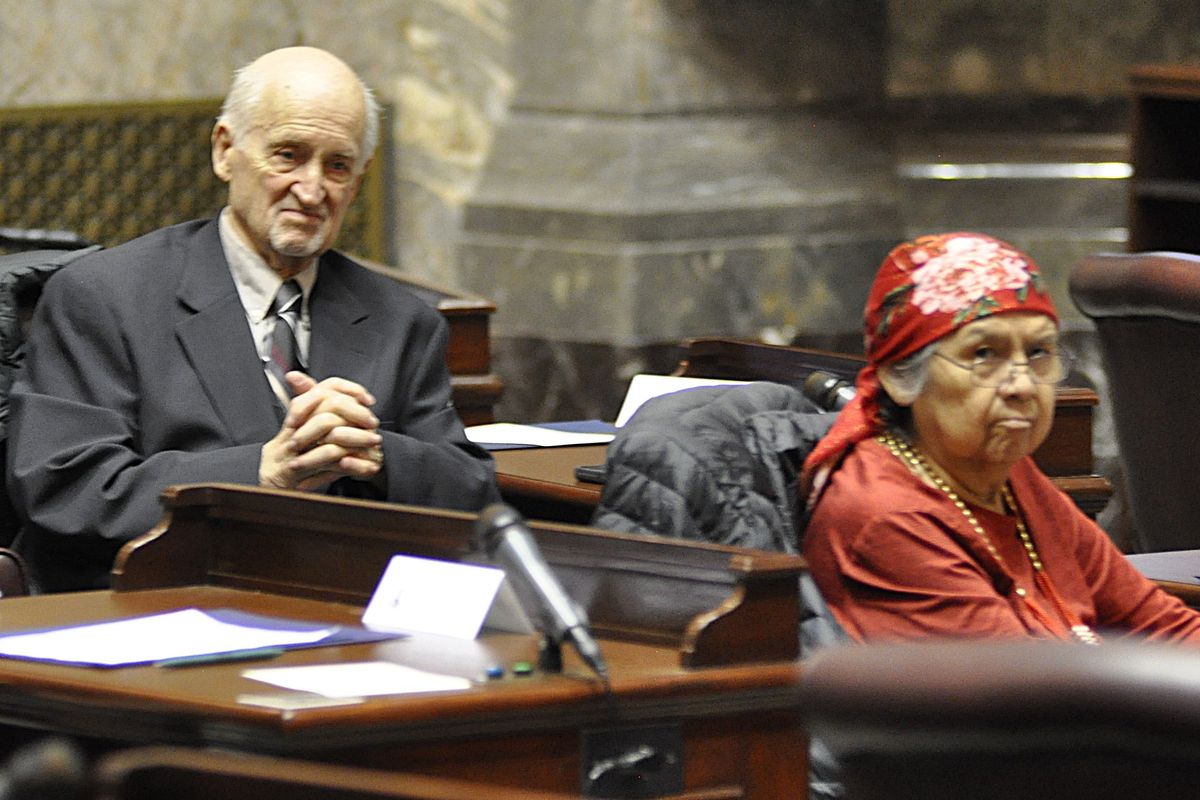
top-left (493, 445), bottom-right (606, 526)
top-left (96, 745), bottom-right (586, 800)
top-left (1128, 64), bottom-right (1200, 254)
top-left (0, 484), bottom-right (807, 799)
top-left (496, 338), bottom-right (1112, 521)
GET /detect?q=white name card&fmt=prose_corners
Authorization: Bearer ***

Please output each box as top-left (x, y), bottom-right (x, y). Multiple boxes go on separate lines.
top-left (362, 554), bottom-right (534, 640)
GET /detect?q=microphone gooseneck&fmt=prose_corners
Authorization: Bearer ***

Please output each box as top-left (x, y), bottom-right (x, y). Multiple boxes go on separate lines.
top-left (475, 503), bottom-right (609, 682)
top-left (802, 370), bottom-right (856, 412)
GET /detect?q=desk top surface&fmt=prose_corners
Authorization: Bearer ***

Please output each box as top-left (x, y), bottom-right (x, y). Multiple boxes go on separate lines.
top-left (492, 445), bottom-right (607, 503)
top-left (0, 585), bottom-right (801, 753)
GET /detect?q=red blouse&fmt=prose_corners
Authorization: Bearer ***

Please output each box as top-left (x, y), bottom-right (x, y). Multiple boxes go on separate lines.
top-left (803, 438), bottom-right (1200, 643)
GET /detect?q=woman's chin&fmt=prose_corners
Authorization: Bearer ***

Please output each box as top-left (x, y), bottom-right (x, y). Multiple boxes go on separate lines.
top-left (984, 434), bottom-right (1034, 465)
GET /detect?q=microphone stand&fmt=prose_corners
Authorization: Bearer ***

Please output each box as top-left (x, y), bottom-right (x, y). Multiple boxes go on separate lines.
top-left (538, 633), bottom-right (564, 673)
top-left (475, 503), bottom-right (611, 687)
top-left (541, 631), bottom-right (613, 694)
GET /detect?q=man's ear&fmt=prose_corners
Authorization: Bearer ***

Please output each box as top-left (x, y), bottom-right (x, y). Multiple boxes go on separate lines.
top-left (878, 366), bottom-right (916, 407)
top-left (211, 122), bottom-right (235, 183)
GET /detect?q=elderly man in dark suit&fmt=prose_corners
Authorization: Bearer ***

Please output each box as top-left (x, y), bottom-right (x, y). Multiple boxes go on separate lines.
top-left (6, 46), bottom-right (498, 592)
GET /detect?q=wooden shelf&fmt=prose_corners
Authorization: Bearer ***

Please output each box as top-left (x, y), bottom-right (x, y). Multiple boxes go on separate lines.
top-left (1129, 64), bottom-right (1200, 252)
top-left (1133, 178), bottom-right (1200, 203)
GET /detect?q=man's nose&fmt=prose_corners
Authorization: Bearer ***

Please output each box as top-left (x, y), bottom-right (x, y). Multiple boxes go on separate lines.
top-left (292, 162), bottom-right (326, 205)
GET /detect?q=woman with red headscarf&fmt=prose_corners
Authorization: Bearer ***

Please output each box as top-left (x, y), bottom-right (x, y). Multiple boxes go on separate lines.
top-left (802, 232), bottom-right (1200, 644)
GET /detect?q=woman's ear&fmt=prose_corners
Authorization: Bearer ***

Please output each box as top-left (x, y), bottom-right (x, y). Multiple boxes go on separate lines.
top-left (878, 366), bottom-right (916, 407)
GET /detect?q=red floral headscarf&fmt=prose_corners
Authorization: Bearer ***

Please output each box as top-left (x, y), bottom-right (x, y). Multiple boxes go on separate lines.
top-left (801, 232), bottom-right (1059, 499)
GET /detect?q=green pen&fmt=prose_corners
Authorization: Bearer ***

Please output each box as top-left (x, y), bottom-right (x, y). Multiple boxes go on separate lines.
top-left (154, 646), bottom-right (286, 669)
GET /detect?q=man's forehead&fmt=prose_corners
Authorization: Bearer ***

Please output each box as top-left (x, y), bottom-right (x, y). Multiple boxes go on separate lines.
top-left (254, 75), bottom-right (364, 122)
top-left (244, 101), bottom-right (363, 152)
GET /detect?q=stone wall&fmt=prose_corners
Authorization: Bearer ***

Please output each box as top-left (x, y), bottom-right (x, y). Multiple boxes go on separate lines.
top-left (460, 2), bottom-right (1200, 427)
top-left (463, 0), bottom-right (898, 419)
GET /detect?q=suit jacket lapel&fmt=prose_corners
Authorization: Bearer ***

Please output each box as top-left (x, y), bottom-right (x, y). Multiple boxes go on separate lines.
top-left (308, 256), bottom-right (379, 386)
top-left (174, 222), bottom-right (282, 442)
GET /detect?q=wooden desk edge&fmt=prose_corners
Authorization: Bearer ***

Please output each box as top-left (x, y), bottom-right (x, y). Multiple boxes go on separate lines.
top-left (114, 483), bottom-right (805, 668)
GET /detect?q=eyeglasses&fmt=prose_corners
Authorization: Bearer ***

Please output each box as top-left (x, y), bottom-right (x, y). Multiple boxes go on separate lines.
top-left (932, 349), bottom-right (1073, 387)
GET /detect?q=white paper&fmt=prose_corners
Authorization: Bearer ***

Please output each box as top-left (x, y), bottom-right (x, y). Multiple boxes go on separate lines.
top-left (0, 609), bottom-right (334, 667)
top-left (243, 661), bottom-right (470, 698)
top-left (482, 576), bottom-right (537, 634)
top-left (614, 374), bottom-right (749, 427)
top-left (237, 693), bottom-right (366, 710)
top-left (1125, 550), bottom-right (1200, 585)
top-left (363, 555), bottom-right (530, 639)
top-left (464, 422), bottom-right (614, 447)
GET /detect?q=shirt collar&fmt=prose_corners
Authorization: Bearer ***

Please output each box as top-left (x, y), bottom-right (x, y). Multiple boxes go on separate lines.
top-left (218, 207), bottom-right (318, 322)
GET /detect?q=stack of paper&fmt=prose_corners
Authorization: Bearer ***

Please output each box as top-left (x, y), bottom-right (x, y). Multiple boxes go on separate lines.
top-left (0, 608), bottom-right (397, 668)
top-left (466, 374), bottom-right (747, 450)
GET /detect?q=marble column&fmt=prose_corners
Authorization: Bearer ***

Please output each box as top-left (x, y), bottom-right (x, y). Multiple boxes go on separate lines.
top-left (462, 0), bottom-right (897, 421)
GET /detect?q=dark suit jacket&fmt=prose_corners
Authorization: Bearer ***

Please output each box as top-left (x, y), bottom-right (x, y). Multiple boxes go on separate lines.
top-left (6, 218), bottom-right (498, 591)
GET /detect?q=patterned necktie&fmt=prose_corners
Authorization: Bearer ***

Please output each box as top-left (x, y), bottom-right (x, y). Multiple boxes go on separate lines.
top-left (265, 279), bottom-right (304, 393)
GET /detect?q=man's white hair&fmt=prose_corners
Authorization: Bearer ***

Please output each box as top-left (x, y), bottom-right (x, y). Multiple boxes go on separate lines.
top-left (218, 56), bottom-right (381, 165)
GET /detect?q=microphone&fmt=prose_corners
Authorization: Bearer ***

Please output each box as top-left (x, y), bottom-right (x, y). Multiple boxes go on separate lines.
top-left (475, 503), bottom-right (609, 681)
top-left (803, 370), bottom-right (856, 412)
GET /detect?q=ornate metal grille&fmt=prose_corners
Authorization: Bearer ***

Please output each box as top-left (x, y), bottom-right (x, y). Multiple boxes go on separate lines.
top-left (0, 100), bottom-right (386, 258)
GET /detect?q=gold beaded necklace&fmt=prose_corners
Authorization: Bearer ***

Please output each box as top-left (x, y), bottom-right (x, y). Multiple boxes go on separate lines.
top-left (878, 432), bottom-right (1099, 645)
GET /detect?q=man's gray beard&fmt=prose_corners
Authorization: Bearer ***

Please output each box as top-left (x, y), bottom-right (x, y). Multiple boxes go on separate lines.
top-left (270, 223), bottom-right (324, 259)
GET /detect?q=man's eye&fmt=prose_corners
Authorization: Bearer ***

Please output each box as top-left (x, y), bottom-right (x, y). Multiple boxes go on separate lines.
top-left (270, 149), bottom-right (301, 167)
top-left (327, 158), bottom-right (354, 177)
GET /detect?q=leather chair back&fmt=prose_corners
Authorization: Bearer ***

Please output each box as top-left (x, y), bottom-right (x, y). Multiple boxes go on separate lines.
top-left (1069, 251), bottom-right (1200, 552)
top-left (0, 547), bottom-right (28, 597)
top-left (0, 244), bottom-right (100, 549)
top-left (800, 639), bottom-right (1200, 800)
